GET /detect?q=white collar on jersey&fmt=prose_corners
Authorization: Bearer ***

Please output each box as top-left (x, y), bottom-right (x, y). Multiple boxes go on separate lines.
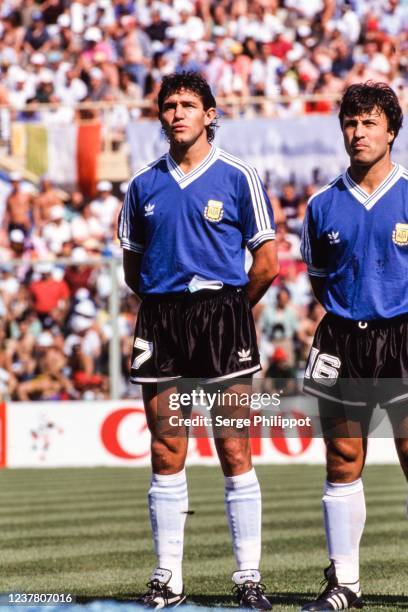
top-left (166, 145), bottom-right (219, 189)
top-left (342, 162), bottom-right (403, 211)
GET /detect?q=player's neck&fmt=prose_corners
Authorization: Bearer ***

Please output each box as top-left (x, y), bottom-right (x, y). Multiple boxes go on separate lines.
top-left (169, 138), bottom-right (212, 174)
top-left (348, 155), bottom-right (394, 195)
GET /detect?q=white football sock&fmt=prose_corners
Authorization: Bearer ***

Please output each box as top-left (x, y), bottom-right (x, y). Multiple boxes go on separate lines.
top-left (148, 469), bottom-right (188, 594)
top-left (225, 468), bottom-right (261, 570)
top-left (323, 479), bottom-right (366, 592)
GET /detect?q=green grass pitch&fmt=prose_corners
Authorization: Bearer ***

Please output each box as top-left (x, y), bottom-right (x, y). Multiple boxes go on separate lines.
top-left (0, 465), bottom-right (407, 610)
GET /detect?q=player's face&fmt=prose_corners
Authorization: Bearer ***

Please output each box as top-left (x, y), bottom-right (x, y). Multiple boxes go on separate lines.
top-left (160, 89), bottom-right (216, 147)
top-left (342, 108), bottom-right (394, 167)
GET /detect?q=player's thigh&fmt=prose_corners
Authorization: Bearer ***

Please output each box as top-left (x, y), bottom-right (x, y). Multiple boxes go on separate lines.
top-left (143, 382), bottom-right (189, 458)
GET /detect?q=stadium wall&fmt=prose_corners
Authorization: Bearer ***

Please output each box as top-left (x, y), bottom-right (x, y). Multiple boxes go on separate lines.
top-left (0, 400), bottom-right (399, 468)
top-left (127, 116), bottom-right (408, 185)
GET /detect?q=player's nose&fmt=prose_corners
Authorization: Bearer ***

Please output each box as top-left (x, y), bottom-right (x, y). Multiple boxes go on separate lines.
top-left (174, 103), bottom-right (186, 119)
top-left (354, 122), bottom-right (365, 138)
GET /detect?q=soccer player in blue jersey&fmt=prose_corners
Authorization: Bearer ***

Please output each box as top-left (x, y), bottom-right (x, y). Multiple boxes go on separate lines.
top-left (301, 82), bottom-right (408, 610)
top-left (119, 72), bottom-right (279, 608)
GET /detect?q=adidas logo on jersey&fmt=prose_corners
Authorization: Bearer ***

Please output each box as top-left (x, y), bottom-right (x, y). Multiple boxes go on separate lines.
top-left (238, 348), bottom-right (251, 362)
top-left (144, 203), bottom-right (155, 216)
top-left (328, 230), bottom-right (340, 244)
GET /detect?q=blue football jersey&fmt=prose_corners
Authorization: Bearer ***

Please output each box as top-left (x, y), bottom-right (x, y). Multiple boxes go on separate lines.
top-left (119, 146), bottom-right (275, 294)
top-left (301, 163), bottom-right (408, 320)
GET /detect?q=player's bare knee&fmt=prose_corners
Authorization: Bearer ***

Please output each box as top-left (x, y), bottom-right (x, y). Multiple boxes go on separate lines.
top-left (326, 439), bottom-right (363, 482)
top-left (217, 438), bottom-right (251, 474)
top-left (151, 438), bottom-right (186, 473)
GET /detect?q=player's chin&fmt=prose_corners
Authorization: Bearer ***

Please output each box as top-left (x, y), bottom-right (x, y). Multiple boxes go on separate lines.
top-left (170, 133), bottom-right (193, 147)
top-left (350, 152), bottom-right (375, 166)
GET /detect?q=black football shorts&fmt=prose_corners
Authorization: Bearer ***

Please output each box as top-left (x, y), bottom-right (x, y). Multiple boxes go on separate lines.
top-left (303, 312), bottom-right (408, 407)
top-left (130, 286), bottom-right (261, 384)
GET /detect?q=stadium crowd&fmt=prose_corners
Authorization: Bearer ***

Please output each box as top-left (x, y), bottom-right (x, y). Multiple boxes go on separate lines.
top-left (0, 0), bottom-right (406, 119)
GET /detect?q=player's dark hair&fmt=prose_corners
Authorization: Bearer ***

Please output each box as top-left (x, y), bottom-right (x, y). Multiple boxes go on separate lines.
top-left (339, 81), bottom-right (403, 149)
top-left (158, 71), bottom-right (218, 143)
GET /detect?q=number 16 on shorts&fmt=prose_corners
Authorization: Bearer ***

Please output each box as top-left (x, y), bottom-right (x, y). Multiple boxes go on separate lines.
top-left (305, 347), bottom-right (341, 387)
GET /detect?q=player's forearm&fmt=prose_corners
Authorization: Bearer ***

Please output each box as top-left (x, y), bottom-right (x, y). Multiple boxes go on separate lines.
top-left (247, 241), bottom-right (280, 306)
top-left (247, 263), bottom-right (279, 307)
top-left (309, 276), bottom-right (326, 305)
top-left (123, 249), bottom-right (143, 299)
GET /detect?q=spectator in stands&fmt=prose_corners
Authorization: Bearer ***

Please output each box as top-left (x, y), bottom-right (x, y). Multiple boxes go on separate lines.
top-left (34, 68), bottom-right (57, 103)
top-left (8, 228), bottom-right (26, 258)
top-left (71, 200), bottom-right (105, 245)
top-left (33, 177), bottom-right (63, 227)
top-left (5, 173), bottom-right (32, 235)
top-left (29, 264), bottom-right (70, 320)
top-left (6, 67), bottom-right (32, 110)
top-left (280, 261), bottom-right (311, 309)
top-left (275, 221), bottom-right (301, 260)
top-left (279, 182), bottom-right (301, 222)
top-left (145, 8), bottom-right (169, 42)
top-left (41, 205), bottom-right (72, 255)
top-left (260, 285), bottom-right (299, 366)
top-left (24, 11), bottom-right (51, 53)
top-left (89, 180), bottom-right (120, 236)
top-left (55, 65), bottom-right (88, 105)
top-left (1, 11), bottom-right (25, 54)
top-left (263, 346), bottom-right (297, 394)
top-left (56, 13), bottom-right (77, 53)
top-left (175, 43), bottom-right (202, 74)
top-left (64, 248), bottom-right (95, 295)
top-left (87, 66), bottom-right (111, 101)
top-left (117, 15), bottom-right (152, 90)
top-left (16, 332), bottom-right (74, 400)
top-left (68, 301), bottom-right (104, 373)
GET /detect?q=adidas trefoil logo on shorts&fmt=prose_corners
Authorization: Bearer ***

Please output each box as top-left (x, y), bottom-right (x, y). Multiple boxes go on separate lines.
top-left (238, 348), bottom-right (251, 362)
top-left (328, 230), bottom-right (340, 244)
top-left (144, 203), bottom-right (155, 216)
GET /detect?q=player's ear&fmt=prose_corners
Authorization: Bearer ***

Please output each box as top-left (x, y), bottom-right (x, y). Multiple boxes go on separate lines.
top-left (387, 129), bottom-right (395, 145)
top-left (204, 107), bottom-right (216, 126)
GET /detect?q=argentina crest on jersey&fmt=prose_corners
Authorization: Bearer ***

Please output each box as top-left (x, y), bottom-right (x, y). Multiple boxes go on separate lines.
top-left (204, 199), bottom-right (224, 222)
top-left (392, 222), bottom-right (408, 246)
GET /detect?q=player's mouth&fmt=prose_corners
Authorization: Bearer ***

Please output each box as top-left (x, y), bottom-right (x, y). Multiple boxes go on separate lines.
top-left (172, 125), bottom-right (188, 132)
top-left (352, 143), bottom-right (368, 151)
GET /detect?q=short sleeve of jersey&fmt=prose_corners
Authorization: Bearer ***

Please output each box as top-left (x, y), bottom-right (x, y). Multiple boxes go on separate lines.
top-left (300, 200), bottom-right (328, 277)
top-left (239, 170), bottom-right (276, 251)
top-left (118, 179), bottom-right (145, 254)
